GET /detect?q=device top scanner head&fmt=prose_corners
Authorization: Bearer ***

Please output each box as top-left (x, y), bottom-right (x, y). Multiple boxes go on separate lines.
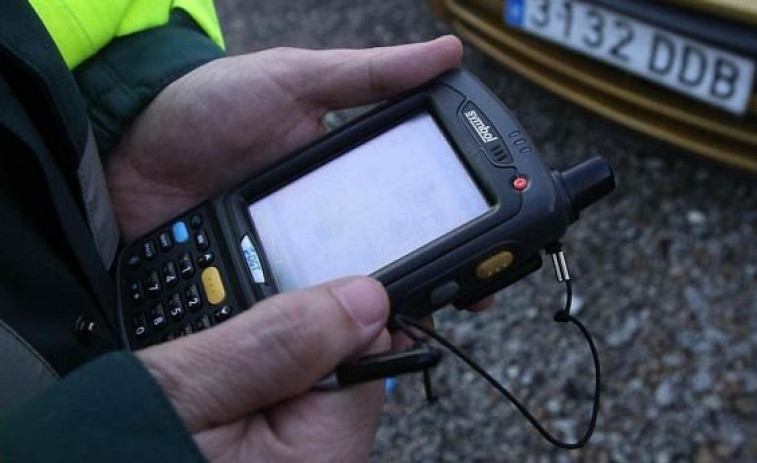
top-left (554, 156), bottom-right (615, 223)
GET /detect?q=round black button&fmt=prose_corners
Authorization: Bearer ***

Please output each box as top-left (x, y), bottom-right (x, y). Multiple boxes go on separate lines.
top-left (189, 214), bottom-right (203, 229)
top-left (214, 305), bottom-right (233, 323)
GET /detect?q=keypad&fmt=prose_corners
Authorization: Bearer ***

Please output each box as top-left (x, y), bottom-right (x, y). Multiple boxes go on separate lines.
top-left (120, 213), bottom-right (241, 349)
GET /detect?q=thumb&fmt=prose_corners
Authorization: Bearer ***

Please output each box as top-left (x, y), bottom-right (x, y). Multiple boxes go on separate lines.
top-left (137, 276), bottom-right (389, 432)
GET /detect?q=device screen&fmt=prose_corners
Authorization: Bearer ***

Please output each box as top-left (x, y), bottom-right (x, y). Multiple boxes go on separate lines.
top-left (248, 112), bottom-right (490, 291)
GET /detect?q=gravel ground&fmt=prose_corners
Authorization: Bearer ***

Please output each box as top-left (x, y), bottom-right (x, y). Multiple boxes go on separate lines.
top-left (216, 1), bottom-right (757, 461)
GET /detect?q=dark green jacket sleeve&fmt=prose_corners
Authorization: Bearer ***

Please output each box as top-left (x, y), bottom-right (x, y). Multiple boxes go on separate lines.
top-left (74, 11), bottom-right (225, 156)
top-left (0, 352), bottom-right (206, 463)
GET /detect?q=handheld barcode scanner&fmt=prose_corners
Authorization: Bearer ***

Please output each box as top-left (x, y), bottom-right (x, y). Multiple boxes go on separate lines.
top-left (115, 69), bottom-right (614, 373)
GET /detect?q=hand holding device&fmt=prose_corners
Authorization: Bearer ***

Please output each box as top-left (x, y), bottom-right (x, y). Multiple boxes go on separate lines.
top-left (106, 36), bottom-right (464, 241)
top-left (137, 276), bottom-right (392, 463)
top-left (106, 39), bottom-right (465, 461)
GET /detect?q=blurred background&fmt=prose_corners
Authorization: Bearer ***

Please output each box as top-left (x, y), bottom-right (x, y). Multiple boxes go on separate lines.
top-left (216, 1), bottom-right (757, 461)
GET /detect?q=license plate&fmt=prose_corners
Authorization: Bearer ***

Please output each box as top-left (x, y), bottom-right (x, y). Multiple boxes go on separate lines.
top-left (505, 0), bottom-right (756, 114)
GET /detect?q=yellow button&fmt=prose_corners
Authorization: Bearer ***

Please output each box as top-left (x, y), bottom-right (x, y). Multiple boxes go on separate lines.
top-left (201, 267), bottom-right (226, 305)
top-left (475, 251), bottom-right (515, 280)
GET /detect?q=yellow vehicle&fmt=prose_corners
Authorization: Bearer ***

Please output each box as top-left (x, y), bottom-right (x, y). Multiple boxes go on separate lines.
top-left (428, 0), bottom-right (757, 171)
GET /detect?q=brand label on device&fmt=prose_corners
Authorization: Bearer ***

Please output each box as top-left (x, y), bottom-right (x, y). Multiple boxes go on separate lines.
top-left (463, 103), bottom-right (500, 144)
top-left (241, 235), bottom-right (266, 283)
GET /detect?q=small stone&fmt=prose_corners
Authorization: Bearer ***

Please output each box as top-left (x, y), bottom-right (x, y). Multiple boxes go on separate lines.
top-left (745, 264), bottom-right (757, 280)
top-left (546, 399), bottom-right (561, 414)
top-left (687, 210), bottom-right (706, 226)
top-left (606, 316), bottom-right (640, 347)
top-left (662, 353), bottom-right (684, 368)
top-left (684, 286), bottom-right (708, 312)
top-left (654, 381), bottom-right (676, 407)
top-left (520, 370), bottom-right (533, 386)
top-left (703, 395), bottom-right (723, 410)
top-left (692, 370), bottom-right (713, 392)
top-left (627, 378), bottom-right (644, 392)
top-left (742, 371), bottom-right (757, 393)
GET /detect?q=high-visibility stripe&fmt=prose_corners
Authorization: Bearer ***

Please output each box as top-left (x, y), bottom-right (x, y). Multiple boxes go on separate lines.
top-left (29, 0), bottom-right (225, 69)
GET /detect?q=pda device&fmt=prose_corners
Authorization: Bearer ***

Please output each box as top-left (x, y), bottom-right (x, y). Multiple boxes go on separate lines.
top-left (115, 69), bottom-right (614, 350)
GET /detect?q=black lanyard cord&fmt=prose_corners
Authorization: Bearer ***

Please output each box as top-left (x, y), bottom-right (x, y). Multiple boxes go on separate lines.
top-left (394, 279), bottom-right (601, 450)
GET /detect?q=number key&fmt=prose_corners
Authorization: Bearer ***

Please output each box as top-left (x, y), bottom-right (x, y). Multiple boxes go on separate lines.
top-left (162, 261), bottom-right (179, 287)
top-left (133, 314), bottom-right (148, 339)
top-left (145, 270), bottom-right (161, 296)
top-left (178, 253), bottom-right (194, 278)
top-left (167, 293), bottom-right (185, 319)
top-left (149, 303), bottom-right (167, 329)
top-left (185, 284), bottom-right (203, 311)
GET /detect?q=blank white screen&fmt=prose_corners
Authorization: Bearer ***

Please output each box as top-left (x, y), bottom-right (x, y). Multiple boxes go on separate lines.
top-left (248, 112), bottom-right (489, 291)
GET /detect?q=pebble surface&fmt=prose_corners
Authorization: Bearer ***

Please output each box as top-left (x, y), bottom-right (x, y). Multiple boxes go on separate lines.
top-left (217, 1), bottom-right (757, 460)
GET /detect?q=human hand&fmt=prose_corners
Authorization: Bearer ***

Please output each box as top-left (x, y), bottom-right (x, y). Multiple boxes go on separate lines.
top-left (138, 277), bottom-right (391, 463)
top-left (107, 36), bottom-right (464, 241)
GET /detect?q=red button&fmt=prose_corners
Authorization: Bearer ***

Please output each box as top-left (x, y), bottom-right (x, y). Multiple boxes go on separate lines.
top-left (513, 177), bottom-right (529, 191)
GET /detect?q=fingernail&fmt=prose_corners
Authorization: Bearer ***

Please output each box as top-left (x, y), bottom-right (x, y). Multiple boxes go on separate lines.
top-left (332, 278), bottom-right (388, 327)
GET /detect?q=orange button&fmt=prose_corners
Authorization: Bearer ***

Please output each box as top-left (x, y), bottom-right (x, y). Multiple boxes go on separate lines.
top-left (201, 267), bottom-right (226, 305)
top-left (475, 250), bottom-right (515, 280)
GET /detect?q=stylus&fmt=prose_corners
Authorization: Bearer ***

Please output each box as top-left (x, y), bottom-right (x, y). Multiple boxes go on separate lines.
top-left (313, 345), bottom-right (442, 390)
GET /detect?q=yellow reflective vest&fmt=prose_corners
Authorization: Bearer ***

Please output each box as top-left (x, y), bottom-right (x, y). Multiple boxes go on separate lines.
top-left (30, 0), bottom-right (225, 68)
